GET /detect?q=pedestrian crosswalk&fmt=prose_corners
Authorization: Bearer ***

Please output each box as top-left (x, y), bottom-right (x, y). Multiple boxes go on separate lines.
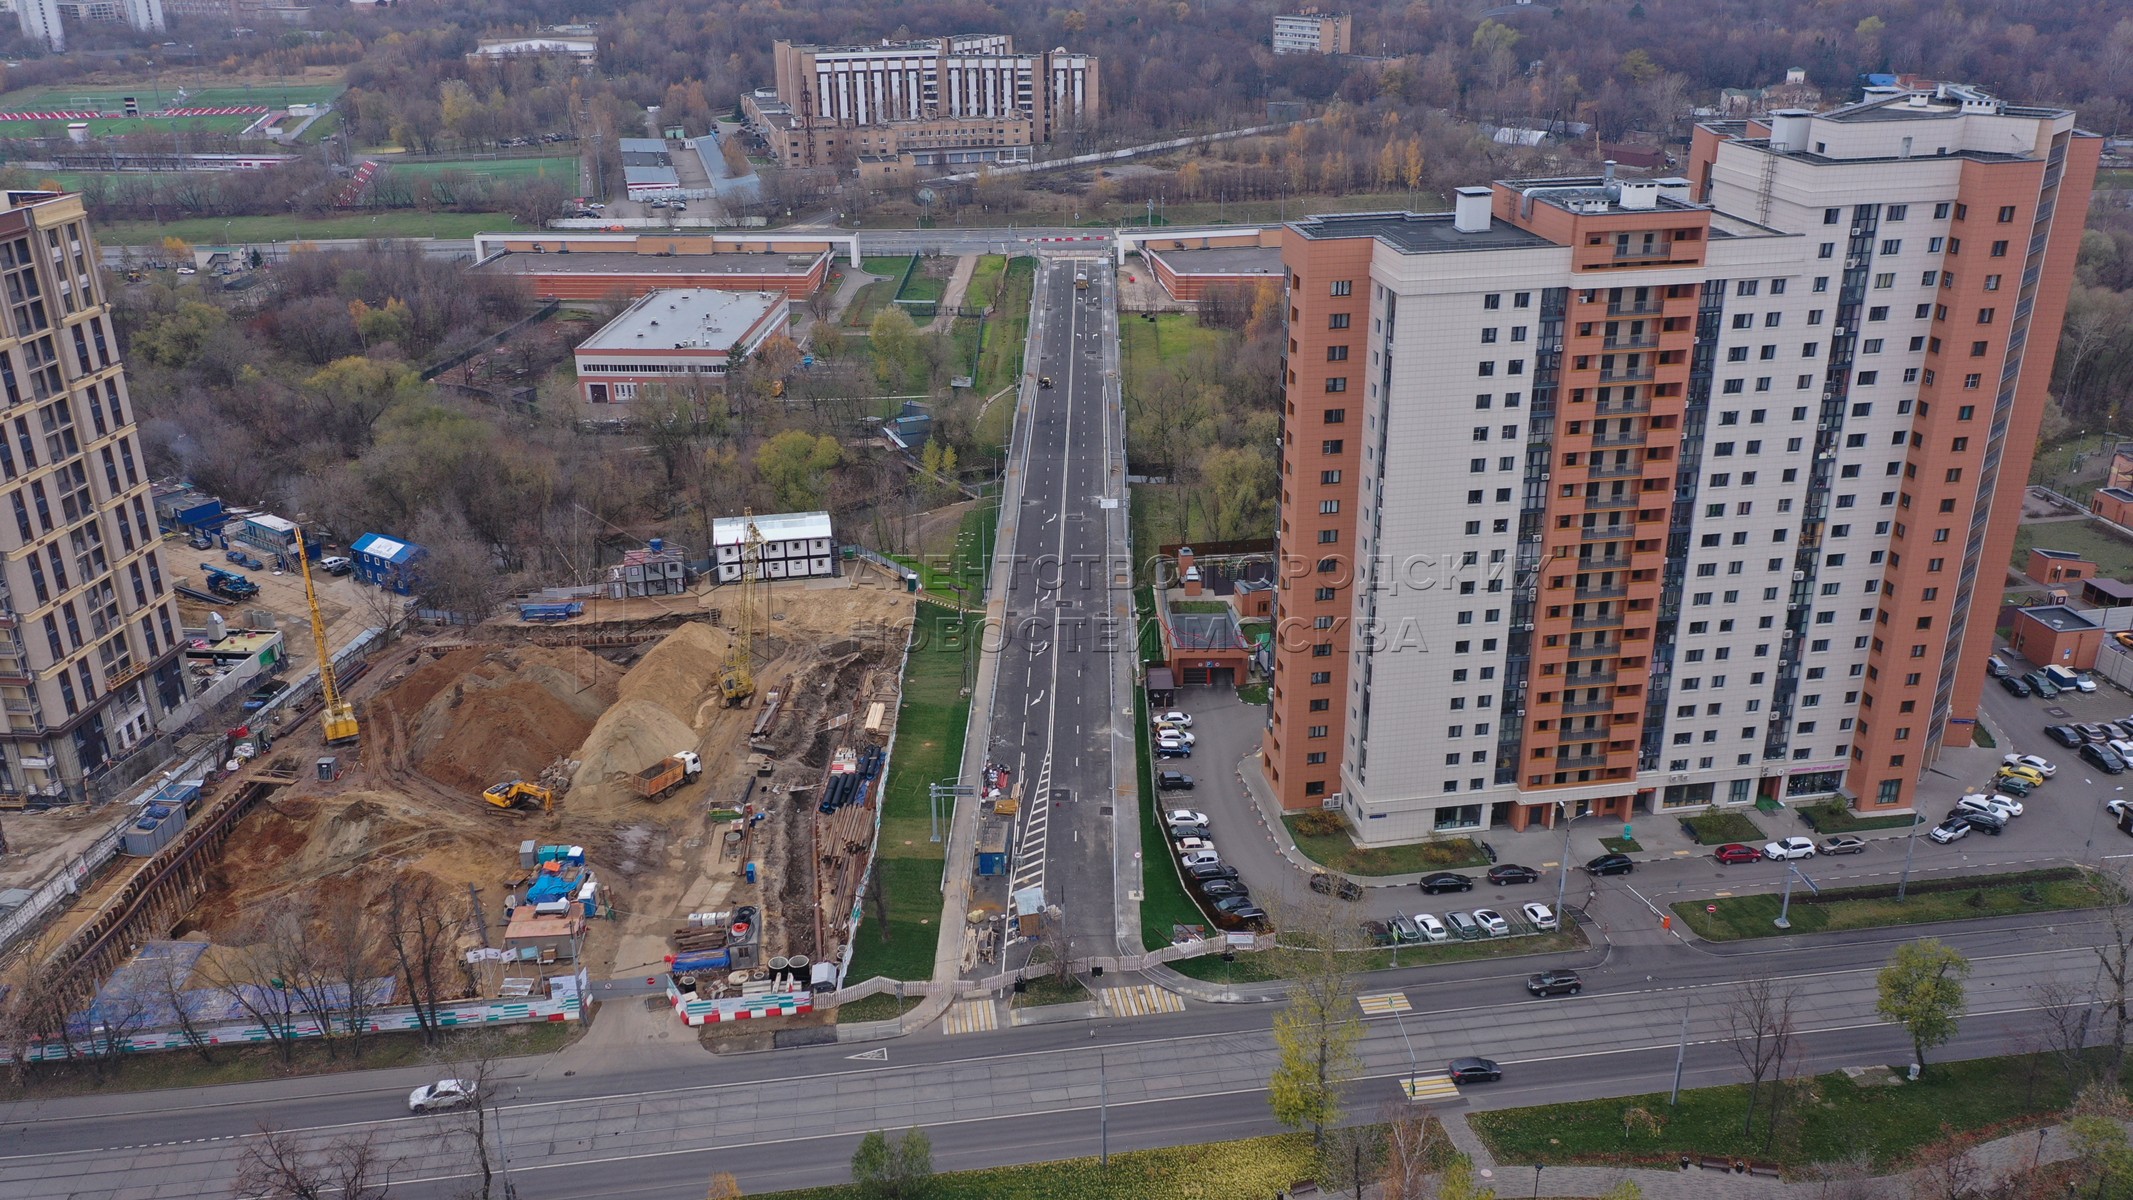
top-left (940, 998), bottom-right (999, 1036)
top-left (1399, 1073), bottom-right (1460, 1102)
top-left (1098, 984), bottom-right (1186, 1017)
top-left (1357, 991), bottom-right (1412, 1015)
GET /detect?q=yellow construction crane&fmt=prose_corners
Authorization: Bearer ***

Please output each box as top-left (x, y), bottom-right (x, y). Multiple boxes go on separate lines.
top-left (719, 513), bottom-right (764, 707)
top-left (294, 528), bottom-right (359, 744)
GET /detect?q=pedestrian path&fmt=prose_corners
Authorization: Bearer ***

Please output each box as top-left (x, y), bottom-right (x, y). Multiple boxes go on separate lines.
top-left (1098, 983), bottom-right (1185, 1017)
top-left (939, 997), bottom-right (999, 1036)
top-left (1398, 1073), bottom-right (1458, 1102)
top-left (1357, 990), bottom-right (1412, 1015)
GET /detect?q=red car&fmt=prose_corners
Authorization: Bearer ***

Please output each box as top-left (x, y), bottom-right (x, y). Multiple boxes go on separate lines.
top-left (1713, 843), bottom-right (1762, 865)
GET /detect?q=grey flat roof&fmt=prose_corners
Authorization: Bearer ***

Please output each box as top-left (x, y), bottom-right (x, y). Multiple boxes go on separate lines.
top-left (2087, 579), bottom-right (2133, 600)
top-left (1170, 611), bottom-right (1246, 651)
top-left (481, 251), bottom-right (825, 277)
top-left (2034, 548), bottom-right (2088, 560)
top-left (2099, 487), bottom-right (2133, 503)
top-left (579, 288), bottom-right (785, 353)
top-left (1290, 210), bottom-right (1554, 255)
top-left (1147, 246), bottom-right (1284, 275)
top-left (624, 164), bottom-right (681, 186)
top-left (618, 137), bottom-right (669, 154)
top-left (2021, 604), bottom-right (2100, 632)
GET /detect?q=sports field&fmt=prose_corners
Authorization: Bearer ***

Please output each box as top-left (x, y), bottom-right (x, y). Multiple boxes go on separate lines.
top-left (0, 115), bottom-right (259, 136)
top-left (381, 156), bottom-right (577, 180)
top-left (0, 82), bottom-right (343, 110)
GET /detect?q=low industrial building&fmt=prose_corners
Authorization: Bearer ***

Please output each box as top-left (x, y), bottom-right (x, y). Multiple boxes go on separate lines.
top-left (468, 33), bottom-right (598, 65)
top-left (573, 289), bottom-right (790, 404)
top-left (472, 231), bottom-right (842, 303)
top-left (2008, 604), bottom-right (2105, 672)
top-left (350, 532), bottom-right (425, 594)
top-left (712, 511), bottom-right (835, 582)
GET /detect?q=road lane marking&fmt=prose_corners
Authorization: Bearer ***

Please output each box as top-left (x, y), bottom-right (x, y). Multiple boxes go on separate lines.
top-left (1399, 1073), bottom-right (1460, 1102)
top-left (939, 999), bottom-right (1000, 1036)
top-left (1357, 992), bottom-right (1412, 1016)
top-left (1099, 984), bottom-right (1186, 1018)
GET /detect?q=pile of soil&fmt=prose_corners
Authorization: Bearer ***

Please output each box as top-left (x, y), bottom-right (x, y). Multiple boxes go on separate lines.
top-left (367, 646), bottom-right (620, 795)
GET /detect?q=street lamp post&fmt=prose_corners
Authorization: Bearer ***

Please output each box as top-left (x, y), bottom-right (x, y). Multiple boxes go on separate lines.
top-left (1896, 799), bottom-right (1923, 902)
top-left (1553, 803), bottom-right (1593, 918)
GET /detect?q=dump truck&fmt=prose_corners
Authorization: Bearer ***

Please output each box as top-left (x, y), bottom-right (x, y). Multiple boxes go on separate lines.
top-left (483, 780), bottom-right (553, 813)
top-left (634, 751), bottom-right (703, 800)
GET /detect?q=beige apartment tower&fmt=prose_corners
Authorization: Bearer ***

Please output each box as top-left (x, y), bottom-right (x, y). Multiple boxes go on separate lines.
top-left (0, 190), bottom-right (190, 805)
top-left (1260, 84), bottom-right (2098, 842)
top-left (1272, 10), bottom-right (1352, 55)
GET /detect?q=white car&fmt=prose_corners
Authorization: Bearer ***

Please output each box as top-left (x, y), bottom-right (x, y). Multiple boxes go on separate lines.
top-left (2077, 674), bottom-right (2100, 693)
top-left (2110, 798), bottom-right (2132, 819)
top-left (1927, 817), bottom-right (1972, 844)
top-left (1957, 792), bottom-right (2023, 819)
top-left (1521, 901), bottom-right (1558, 931)
top-left (1179, 849), bottom-right (1220, 869)
top-left (175, 266), bottom-right (198, 275)
top-left (1154, 725), bottom-right (1196, 746)
top-left (1472, 908), bottom-right (1511, 937)
top-left (2003, 754), bottom-right (2058, 778)
top-left (1414, 913), bottom-right (1449, 942)
top-left (409, 1079), bottom-right (477, 1113)
top-left (1173, 836), bottom-right (1217, 856)
top-left (1165, 808), bottom-right (1208, 827)
top-left (1155, 710), bottom-right (1194, 728)
top-left (1763, 836), bottom-right (1816, 861)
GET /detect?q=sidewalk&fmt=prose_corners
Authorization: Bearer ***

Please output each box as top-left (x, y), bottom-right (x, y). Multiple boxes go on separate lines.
top-left (1437, 1108), bottom-right (2092, 1198)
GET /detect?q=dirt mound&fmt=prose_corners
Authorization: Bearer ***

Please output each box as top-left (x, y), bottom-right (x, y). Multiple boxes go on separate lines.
top-left (616, 621), bottom-right (729, 722)
top-left (368, 646), bottom-right (620, 795)
top-left (571, 698), bottom-right (701, 818)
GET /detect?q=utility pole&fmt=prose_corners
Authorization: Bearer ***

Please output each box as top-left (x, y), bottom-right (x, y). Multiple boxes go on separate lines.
top-left (1669, 991), bottom-right (1691, 1104)
top-left (1896, 806), bottom-right (1921, 901)
top-left (1098, 1049), bottom-right (1108, 1167)
top-left (1773, 863), bottom-right (1820, 929)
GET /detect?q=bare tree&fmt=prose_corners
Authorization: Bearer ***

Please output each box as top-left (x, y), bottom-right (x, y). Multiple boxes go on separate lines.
top-left (198, 920), bottom-right (307, 1066)
top-left (2031, 977), bottom-right (2100, 1097)
top-left (322, 889), bottom-right (387, 1058)
top-left (385, 875), bottom-right (460, 1047)
top-left (143, 945), bottom-right (217, 1063)
top-left (2088, 869), bottom-right (2133, 1077)
top-left (235, 1125), bottom-right (397, 1200)
top-left (83, 986), bottom-right (157, 1081)
top-left (1726, 976), bottom-right (1797, 1140)
top-left (1376, 1102), bottom-right (1452, 1200)
top-left (1904, 1142), bottom-right (1986, 1200)
top-left (433, 1035), bottom-right (513, 1200)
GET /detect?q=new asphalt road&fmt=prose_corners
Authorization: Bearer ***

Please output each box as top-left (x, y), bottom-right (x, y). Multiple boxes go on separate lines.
top-left (0, 911), bottom-right (2107, 1197)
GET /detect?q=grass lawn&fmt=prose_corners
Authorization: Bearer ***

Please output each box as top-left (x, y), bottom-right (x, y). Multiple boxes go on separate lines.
top-left (1282, 816), bottom-right (1487, 875)
top-left (832, 991), bottom-right (920, 1023)
top-left (861, 254), bottom-right (915, 279)
top-left (1170, 928), bottom-right (1584, 983)
top-left (755, 1132), bottom-right (1322, 1200)
top-left (13, 1020), bottom-right (576, 1099)
top-left (1471, 1051), bottom-right (2097, 1171)
top-left (293, 110), bottom-right (342, 145)
top-left (964, 254), bottom-right (1007, 310)
top-left (1600, 836), bottom-right (1643, 854)
top-left (1139, 686), bottom-right (1212, 951)
top-left (2010, 515), bottom-right (2133, 582)
top-left (383, 156), bottom-right (577, 180)
top-left (1682, 811), bottom-right (1767, 845)
top-left (841, 280), bottom-right (893, 328)
top-left (845, 603), bottom-right (974, 982)
top-left (0, 114), bottom-right (256, 137)
top-left (892, 502), bottom-right (996, 604)
top-left (898, 274), bottom-right (947, 305)
top-left (973, 257), bottom-right (1035, 401)
top-left (96, 212), bottom-right (530, 246)
top-left (1009, 973), bottom-right (1089, 1008)
top-left (1798, 799), bottom-right (1924, 833)
top-left (0, 81), bottom-right (344, 109)
top-left (1120, 311), bottom-right (1227, 401)
top-left (1671, 867), bottom-right (2112, 941)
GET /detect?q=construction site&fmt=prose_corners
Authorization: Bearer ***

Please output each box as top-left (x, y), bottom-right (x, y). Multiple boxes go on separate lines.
top-left (2, 540), bottom-right (922, 1043)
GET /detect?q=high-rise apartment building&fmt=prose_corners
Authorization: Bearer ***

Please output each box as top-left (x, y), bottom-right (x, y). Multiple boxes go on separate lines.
top-left (1272, 9), bottom-right (1352, 56)
top-left (1261, 84), bottom-right (2098, 842)
top-left (0, 190), bottom-right (190, 806)
top-left (15, 0), bottom-right (63, 51)
top-left (751, 35), bottom-right (1098, 169)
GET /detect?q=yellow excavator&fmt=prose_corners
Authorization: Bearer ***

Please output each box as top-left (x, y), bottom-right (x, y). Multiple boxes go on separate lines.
top-left (719, 514), bottom-right (764, 706)
top-left (294, 528), bottom-right (358, 745)
top-left (483, 779), bottom-right (554, 813)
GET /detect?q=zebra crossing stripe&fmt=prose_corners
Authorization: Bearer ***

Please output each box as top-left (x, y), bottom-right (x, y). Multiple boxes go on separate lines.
top-left (1357, 991), bottom-right (1412, 1015)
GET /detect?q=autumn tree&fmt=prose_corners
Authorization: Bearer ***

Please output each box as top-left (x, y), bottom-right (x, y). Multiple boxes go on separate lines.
top-left (755, 429), bottom-right (843, 511)
top-left (1875, 938), bottom-right (1969, 1076)
top-left (1266, 893), bottom-right (1364, 1147)
top-left (850, 1128), bottom-right (933, 1200)
top-left (304, 357), bottom-right (427, 454)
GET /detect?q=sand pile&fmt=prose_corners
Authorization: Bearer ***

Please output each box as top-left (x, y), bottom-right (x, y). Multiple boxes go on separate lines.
top-left (368, 646), bottom-right (620, 794)
top-left (567, 621), bottom-right (733, 817)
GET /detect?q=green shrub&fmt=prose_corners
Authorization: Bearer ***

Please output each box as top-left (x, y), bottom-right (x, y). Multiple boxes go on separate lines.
top-left (1293, 810), bottom-right (1346, 838)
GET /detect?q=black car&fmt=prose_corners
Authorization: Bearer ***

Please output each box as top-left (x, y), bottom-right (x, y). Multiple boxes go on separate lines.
top-left (1487, 864), bottom-right (1541, 886)
top-left (1953, 808), bottom-right (2005, 834)
top-left (2084, 743), bottom-right (2128, 775)
top-left (1212, 897), bottom-right (1268, 928)
top-left (1308, 872), bottom-right (1364, 900)
top-left (1199, 880), bottom-right (1250, 900)
top-left (2047, 725), bottom-right (2086, 749)
top-left (1157, 771), bottom-right (1195, 791)
top-left (1584, 853), bottom-right (1635, 876)
top-left (1185, 862), bottom-right (1240, 883)
top-left (1418, 872), bottom-right (1474, 894)
top-left (2000, 675), bottom-right (2033, 697)
top-left (1526, 970), bottom-right (1583, 997)
top-left (1447, 1056), bottom-right (1503, 1084)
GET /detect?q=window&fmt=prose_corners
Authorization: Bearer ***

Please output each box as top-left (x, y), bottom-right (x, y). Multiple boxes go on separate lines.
top-left (1862, 338), bottom-right (1883, 354)
top-left (1318, 529), bottom-right (1339, 544)
top-left (1934, 202), bottom-right (1951, 219)
top-left (1514, 292), bottom-right (1531, 307)
top-left (1320, 499), bottom-right (1340, 514)
top-left (1997, 205), bottom-right (2017, 223)
top-left (1929, 237), bottom-right (1945, 252)
top-left (1324, 408), bottom-right (1346, 423)
top-left (1984, 274), bottom-right (2001, 291)
top-left (1478, 362), bottom-right (1496, 376)
top-left (1732, 313), bottom-right (1753, 330)
top-left (1727, 346), bottom-right (1749, 362)
top-left (1481, 327), bottom-right (1499, 344)
top-left (1886, 204), bottom-right (1908, 221)
top-left (1330, 279), bottom-right (1352, 296)
top-left (1475, 394), bottom-right (1493, 409)
top-left (1976, 308), bottom-right (1995, 324)
top-left (1868, 306), bottom-right (1889, 321)
top-left (1873, 273), bottom-right (1895, 289)
top-left (1321, 469), bottom-right (1342, 484)
top-left (1990, 240), bottom-right (2009, 257)
top-left (1970, 341), bottom-right (1988, 357)
top-left (1328, 312), bottom-right (1350, 329)
top-left (1326, 345), bottom-right (1349, 361)
top-left (1881, 239), bottom-right (1902, 255)
top-left (1856, 371), bottom-right (1878, 385)
top-left (1324, 378), bottom-right (1348, 393)
top-left (1764, 313), bottom-right (1782, 328)
top-left (1823, 208), bottom-right (1840, 224)
top-left (1736, 280), bottom-right (1759, 297)
top-left (1483, 293), bottom-right (1501, 310)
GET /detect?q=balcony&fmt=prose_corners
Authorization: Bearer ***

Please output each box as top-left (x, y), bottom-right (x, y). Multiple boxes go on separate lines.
top-left (1552, 754), bottom-right (1612, 770)
top-left (1581, 523), bottom-right (1634, 541)
top-left (1591, 430), bottom-right (1648, 449)
top-left (1597, 367), bottom-right (1656, 384)
top-left (1594, 397), bottom-right (1650, 416)
top-left (1561, 697), bottom-right (1617, 714)
top-left (1612, 244), bottom-right (1674, 261)
top-left (1564, 668), bottom-right (1617, 686)
top-left (1572, 611), bottom-right (1624, 630)
top-left (1607, 301), bottom-right (1666, 316)
top-left (1568, 643), bottom-right (1618, 660)
top-left (1577, 554), bottom-right (1631, 570)
top-left (1573, 584), bottom-right (1626, 600)
top-left (1583, 492), bottom-right (1639, 511)
top-left (1601, 334), bottom-right (1660, 350)
top-left (1588, 459), bottom-right (1644, 479)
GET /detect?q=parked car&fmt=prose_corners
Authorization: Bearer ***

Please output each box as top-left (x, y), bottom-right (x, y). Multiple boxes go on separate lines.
top-left (1157, 771), bottom-right (1196, 791)
top-left (1447, 1057), bottom-right (1503, 1083)
top-left (1927, 816), bottom-right (1972, 844)
top-left (408, 1079), bottom-right (477, 1113)
top-left (1173, 836), bottom-right (1216, 856)
top-left (1993, 774), bottom-right (2037, 798)
top-left (2110, 798), bottom-right (2133, 820)
top-left (1154, 726), bottom-right (1195, 746)
top-left (2074, 673), bottom-right (2101, 693)
top-left (1155, 739), bottom-right (1192, 759)
top-left (1386, 913), bottom-right (1423, 943)
top-left (319, 555), bottom-right (353, 576)
top-left (1486, 864), bottom-right (1540, 885)
top-left (1816, 835), bottom-right (1868, 855)
top-left (1166, 821), bottom-right (1209, 840)
top-left (2001, 675), bottom-right (2034, 698)
top-left (1309, 872), bottom-right (1364, 900)
top-left (1997, 764), bottom-right (2046, 788)
top-left (1526, 970), bottom-right (1582, 997)
top-left (1713, 843), bottom-right (1762, 865)
top-left (2046, 724), bottom-right (2085, 748)
top-left (2083, 743), bottom-right (2128, 775)
top-left (1199, 880), bottom-right (1249, 900)
top-left (1185, 862), bottom-right (1239, 883)
top-left (1472, 908), bottom-right (1511, 937)
top-left (1444, 910), bottom-right (1484, 940)
top-left (1414, 913), bottom-right (1450, 942)
top-left (1154, 710), bottom-right (1194, 728)
top-left (2079, 724), bottom-right (2115, 744)
top-left (1957, 794), bottom-right (2022, 822)
top-left (1520, 901), bottom-right (1558, 930)
top-left (1764, 836), bottom-right (1817, 861)
top-left (2003, 754), bottom-right (2058, 778)
top-left (1179, 849), bottom-right (1220, 869)
top-left (1584, 853), bottom-right (1635, 876)
top-left (2026, 671), bottom-right (2061, 698)
top-left (1213, 898), bottom-right (1267, 928)
top-left (1418, 872), bottom-right (1474, 894)
top-left (1954, 807), bottom-right (2006, 834)
top-left (1166, 808), bottom-right (1208, 827)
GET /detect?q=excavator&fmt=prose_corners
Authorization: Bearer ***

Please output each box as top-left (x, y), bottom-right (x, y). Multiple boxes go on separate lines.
top-left (482, 779), bottom-right (554, 813)
top-left (719, 513), bottom-right (765, 707)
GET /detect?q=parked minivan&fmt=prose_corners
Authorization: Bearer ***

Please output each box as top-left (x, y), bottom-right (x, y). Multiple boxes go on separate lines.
top-left (1987, 655), bottom-right (2011, 679)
